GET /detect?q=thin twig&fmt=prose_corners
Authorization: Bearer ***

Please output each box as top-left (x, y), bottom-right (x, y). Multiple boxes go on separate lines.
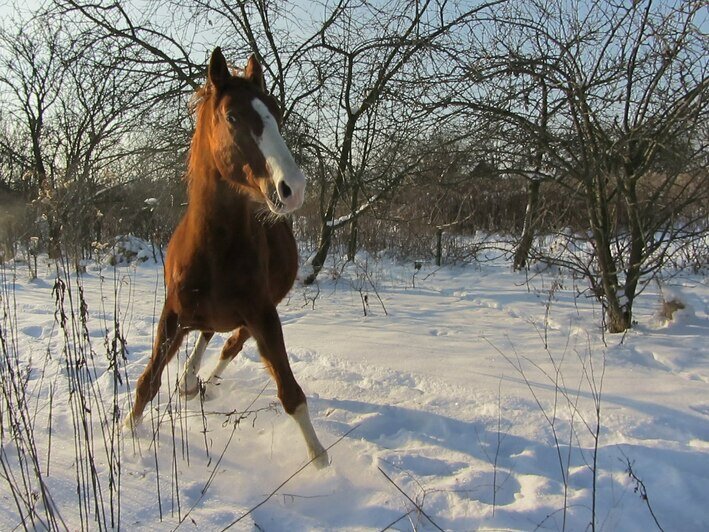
top-left (377, 466), bottom-right (444, 532)
top-left (621, 454), bottom-right (665, 532)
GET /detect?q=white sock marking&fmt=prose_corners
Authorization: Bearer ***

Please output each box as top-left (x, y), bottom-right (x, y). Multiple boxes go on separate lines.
top-left (292, 403), bottom-right (329, 468)
top-left (179, 333), bottom-right (210, 395)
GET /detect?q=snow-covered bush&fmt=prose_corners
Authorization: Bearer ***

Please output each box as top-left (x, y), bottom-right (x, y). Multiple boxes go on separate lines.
top-left (102, 235), bottom-right (158, 266)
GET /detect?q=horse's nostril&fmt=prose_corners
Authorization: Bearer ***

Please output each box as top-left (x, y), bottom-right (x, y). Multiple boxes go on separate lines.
top-left (279, 181), bottom-right (292, 199)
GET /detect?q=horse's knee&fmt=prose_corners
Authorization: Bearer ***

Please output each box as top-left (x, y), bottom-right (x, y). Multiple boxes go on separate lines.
top-left (221, 338), bottom-right (239, 359)
top-left (221, 329), bottom-right (250, 361)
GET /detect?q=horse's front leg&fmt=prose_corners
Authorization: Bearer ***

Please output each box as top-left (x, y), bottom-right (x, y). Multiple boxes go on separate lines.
top-left (247, 305), bottom-right (329, 469)
top-left (179, 331), bottom-right (214, 398)
top-left (126, 306), bottom-right (186, 429)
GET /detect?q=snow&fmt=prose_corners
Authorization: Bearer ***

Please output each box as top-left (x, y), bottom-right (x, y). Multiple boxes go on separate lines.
top-left (1, 249), bottom-right (707, 531)
top-left (325, 197), bottom-right (378, 228)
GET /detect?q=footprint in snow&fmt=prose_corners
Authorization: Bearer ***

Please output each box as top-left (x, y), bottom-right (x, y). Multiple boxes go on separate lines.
top-left (21, 325), bottom-right (44, 338)
top-left (453, 469), bottom-right (521, 507)
top-left (385, 453), bottom-right (467, 477)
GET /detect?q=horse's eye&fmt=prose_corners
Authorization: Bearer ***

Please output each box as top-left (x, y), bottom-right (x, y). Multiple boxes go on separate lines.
top-left (226, 113), bottom-right (238, 124)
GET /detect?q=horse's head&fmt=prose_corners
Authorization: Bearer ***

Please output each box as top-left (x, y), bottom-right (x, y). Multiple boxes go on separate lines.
top-left (200, 47), bottom-right (306, 215)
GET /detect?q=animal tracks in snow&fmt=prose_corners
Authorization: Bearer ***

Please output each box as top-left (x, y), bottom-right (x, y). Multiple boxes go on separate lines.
top-left (276, 348), bottom-right (602, 520)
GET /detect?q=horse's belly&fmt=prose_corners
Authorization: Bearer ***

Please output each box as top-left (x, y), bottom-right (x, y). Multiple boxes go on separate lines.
top-left (173, 285), bottom-right (250, 333)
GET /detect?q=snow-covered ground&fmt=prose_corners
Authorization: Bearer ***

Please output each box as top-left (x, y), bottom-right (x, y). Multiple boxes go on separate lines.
top-left (1, 249), bottom-right (707, 531)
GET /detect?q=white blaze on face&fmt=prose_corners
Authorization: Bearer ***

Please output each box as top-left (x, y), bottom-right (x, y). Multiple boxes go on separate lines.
top-left (251, 98), bottom-right (306, 213)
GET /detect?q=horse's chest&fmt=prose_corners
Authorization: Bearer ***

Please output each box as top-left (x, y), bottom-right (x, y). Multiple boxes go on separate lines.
top-left (171, 245), bottom-right (264, 323)
top-left (178, 251), bottom-right (262, 296)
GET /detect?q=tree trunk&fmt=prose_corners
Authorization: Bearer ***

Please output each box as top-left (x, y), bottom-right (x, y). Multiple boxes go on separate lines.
top-left (585, 175), bottom-right (631, 333)
top-left (304, 222), bottom-right (333, 285)
top-left (606, 304), bottom-right (631, 333)
top-left (347, 221), bottom-right (358, 262)
top-left (620, 179), bottom-right (644, 331)
top-left (513, 178), bottom-right (541, 270)
top-left (304, 115), bottom-right (356, 284)
top-left (435, 227), bottom-right (443, 266)
top-left (347, 185), bottom-right (359, 262)
top-left (594, 227), bottom-right (631, 333)
top-left (515, 77), bottom-right (548, 271)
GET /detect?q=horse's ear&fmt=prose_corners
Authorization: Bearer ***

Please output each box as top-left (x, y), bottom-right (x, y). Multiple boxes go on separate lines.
top-left (208, 47), bottom-right (230, 89)
top-left (244, 54), bottom-right (265, 92)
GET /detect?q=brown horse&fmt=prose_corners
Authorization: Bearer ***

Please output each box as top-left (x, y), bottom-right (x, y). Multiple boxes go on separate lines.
top-left (125, 48), bottom-right (328, 468)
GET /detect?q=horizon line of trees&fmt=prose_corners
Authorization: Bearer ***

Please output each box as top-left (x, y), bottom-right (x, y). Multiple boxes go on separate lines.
top-left (0, 0), bottom-right (706, 332)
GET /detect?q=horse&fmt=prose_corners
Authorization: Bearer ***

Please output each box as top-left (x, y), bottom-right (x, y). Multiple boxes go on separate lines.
top-left (124, 47), bottom-right (328, 469)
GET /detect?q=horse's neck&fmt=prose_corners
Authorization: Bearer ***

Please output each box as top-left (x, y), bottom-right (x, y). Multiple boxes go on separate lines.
top-left (185, 122), bottom-right (257, 235)
top-left (186, 170), bottom-right (254, 232)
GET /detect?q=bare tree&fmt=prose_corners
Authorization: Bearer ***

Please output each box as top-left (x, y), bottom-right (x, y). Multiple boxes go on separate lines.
top-left (0, 7), bottom-right (174, 263)
top-left (0, 16), bottom-right (66, 194)
top-left (301, 0), bottom-right (504, 283)
top-left (448, 0), bottom-right (708, 332)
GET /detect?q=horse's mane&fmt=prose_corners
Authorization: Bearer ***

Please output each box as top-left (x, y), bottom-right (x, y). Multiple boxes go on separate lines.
top-left (186, 89), bottom-right (211, 184)
top-left (187, 66), bottom-right (246, 183)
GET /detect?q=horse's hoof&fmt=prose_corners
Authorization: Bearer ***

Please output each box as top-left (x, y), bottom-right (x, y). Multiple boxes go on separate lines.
top-left (179, 384), bottom-right (199, 400)
top-left (123, 411), bottom-right (142, 432)
top-left (311, 450), bottom-right (330, 469)
top-left (179, 375), bottom-right (200, 399)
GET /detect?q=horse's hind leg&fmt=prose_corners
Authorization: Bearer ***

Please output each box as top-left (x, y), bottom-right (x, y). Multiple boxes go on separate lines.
top-left (202, 327), bottom-right (251, 398)
top-left (125, 307), bottom-right (186, 429)
top-left (247, 306), bottom-right (329, 468)
top-left (179, 331), bottom-right (214, 399)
